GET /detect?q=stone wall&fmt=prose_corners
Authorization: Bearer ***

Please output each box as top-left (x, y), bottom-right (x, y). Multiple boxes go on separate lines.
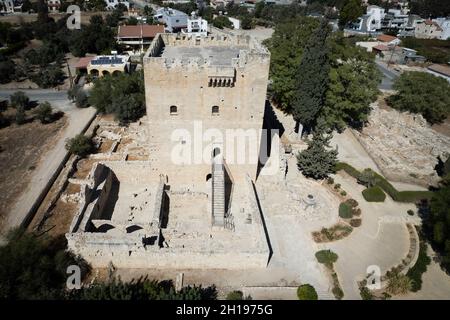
top-left (143, 33), bottom-right (270, 185)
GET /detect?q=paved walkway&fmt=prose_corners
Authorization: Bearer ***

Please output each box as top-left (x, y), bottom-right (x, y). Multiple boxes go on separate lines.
top-left (0, 106), bottom-right (96, 238)
top-left (326, 173), bottom-right (416, 299)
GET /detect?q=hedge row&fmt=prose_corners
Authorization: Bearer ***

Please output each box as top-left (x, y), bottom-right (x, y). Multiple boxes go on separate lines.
top-left (406, 241), bottom-right (431, 292)
top-left (335, 162), bottom-right (433, 203)
top-left (339, 202), bottom-right (353, 219)
top-left (362, 186), bottom-right (386, 202)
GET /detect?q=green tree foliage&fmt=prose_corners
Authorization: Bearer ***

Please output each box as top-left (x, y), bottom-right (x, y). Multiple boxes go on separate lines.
top-left (338, 0), bottom-right (364, 28)
top-left (400, 38), bottom-right (450, 64)
top-left (296, 123), bottom-right (338, 179)
top-left (297, 284), bottom-right (318, 300)
top-left (69, 15), bottom-right (117, 57)
top-left (406, 241), bottom-right (431, 292)
top-left (10, 91), bottom-right (29, 109)
top-left (292, 19), bottom-right (330, 130)
top-left (425, 182), bottom-right (450, 272)
top-left (0, 57), bottom-right (16, 84)
top-left (321, 34), bottom-right (381, 130)
top-left (34, 101), bottom-right (53, 124)
top-left (264, 17), bottom-right (320, 112)
top-left (15, 105), bottom-right (26, 125)
top-left (0, 229), bottom-right (87, 299)
top-left (386, 271), bottom-right (412, 295)
top-left (410, 0), bottom-right (450, 19)
top-left (315, 249), bottom-right (338, 267)
top-left (65, 134), bottom-right (94, 157)
top-left (338, 202), bottom-right (353, 218)
top-left (387, 72), bottom-right (450, 124)
top-left (212, 16), bottom-right (233, 29)
top-left (357, 168), bottom-right (379, 187)
top-left (32, 64), bottom-right (65, 88)
top-left (69, 277), bottom-right (217, 300)
top-left (89, 71), bottom-right (145, 124)
top-left (226, 290), bottom-right (244, 300)
top-left (362, 186), bottom-right (386, 202)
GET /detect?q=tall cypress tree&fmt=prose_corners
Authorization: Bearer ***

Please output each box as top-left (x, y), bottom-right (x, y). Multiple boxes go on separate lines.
top-left (292, 19), bottom-right (331, 133)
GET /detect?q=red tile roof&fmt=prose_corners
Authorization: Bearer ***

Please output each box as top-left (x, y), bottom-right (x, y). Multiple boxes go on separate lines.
top-left (75, 56), bottom-right (94, 69)
top-left (118, 25), bottom-right (165, 39)
top-left (377, 34), bottom-right (399, 43)
top-left (373, 44), bottom-right (389, 51)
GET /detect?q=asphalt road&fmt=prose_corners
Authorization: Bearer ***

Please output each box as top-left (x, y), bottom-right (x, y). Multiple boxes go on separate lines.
top-left (375, 60), bottom-right (400, 90)
top-left (0, 89), bottom-right (74, 112)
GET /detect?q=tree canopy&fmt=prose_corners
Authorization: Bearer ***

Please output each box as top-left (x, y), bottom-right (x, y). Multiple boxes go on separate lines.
top-left (338, 0), bottom-right (364, 28)
top-left (387, 72), bottom-right (450, 124)
top-left (292, 19), bottom-right (331, 131)
top-left (296, 122), bottom-right (338, 179)
top-left (88, 71), bottom-right (145, 124)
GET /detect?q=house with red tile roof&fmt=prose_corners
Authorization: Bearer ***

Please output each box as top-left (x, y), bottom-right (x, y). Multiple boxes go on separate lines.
top-left (117, 24), bottom-right (165, 55)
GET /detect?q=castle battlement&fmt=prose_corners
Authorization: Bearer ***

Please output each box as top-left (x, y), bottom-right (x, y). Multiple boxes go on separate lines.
top-left (144, 33), bottom-right (269, 70)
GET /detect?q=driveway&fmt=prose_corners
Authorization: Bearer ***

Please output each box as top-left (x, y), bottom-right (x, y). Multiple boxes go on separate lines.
top-left (375, 60), bottom-right (400, 90)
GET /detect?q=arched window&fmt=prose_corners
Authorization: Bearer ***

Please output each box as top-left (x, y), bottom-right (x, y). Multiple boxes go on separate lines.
top-left (170, 105), bottom-right (177, 115)
top-left (212, 105), bottom-right (219, 115)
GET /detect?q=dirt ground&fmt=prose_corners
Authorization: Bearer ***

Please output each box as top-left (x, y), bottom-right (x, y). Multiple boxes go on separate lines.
top-left (0, 12), bottom-right (108, 25)
top-left (0, 114), bottom-right (67, 229)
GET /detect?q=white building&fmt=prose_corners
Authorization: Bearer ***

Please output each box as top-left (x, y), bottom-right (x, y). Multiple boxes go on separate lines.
top-left (345, 5), bottom-right (385, 35)
top-left (104, 0), bottom-right (130, 11)
top-left (433, 18), bottom-right (450, 40)
top-left (0, 0), bottom-right (21, 13)
top-left (182, 13), bottom-right (208, 37)
top-left (228, 17), bottom-right (240, 30)
top-left (154, 7), bottom-right (188, 32)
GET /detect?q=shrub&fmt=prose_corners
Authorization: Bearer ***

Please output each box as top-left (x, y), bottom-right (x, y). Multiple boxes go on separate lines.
top-left (357, 168), bottom-right (379, 187)
top-left (334, 183), bottom-right (341, 190)
top-left (362, 186), bottom-right (386, 202)
top-left (339, 202), bottom-right (353, 219)
top-left (297, 284), bottom-right (318, 300)
top-left (327, 177), bottom-right (334, 184)
top-left (65, 134), bottom-right (94, 157)
top-left (335, 162), bottom-right (433, 202)
top-left (15, 105), bottom-right (26, 125)
top-left (10, 91), bottom-right (29, 109)
top-left (360, 286), bottom-right (374, 300)
top-left (407, 210), bottom-right (414, 216)
top-left (350, 219), bottom-right (362, 227)
top-left (34, 101), bottom-right (53, 124)
top-left (315, 249), bottom-right (338, 267)
top-left (226, 290), bottom-right (243, 300)
top-left (406, 241), bottom-right (431, 292)
top-left (345, 198), bottom-right (359, 208)
top-left (332, 285), bottom-right (344, 300)
top-left (386, 271), bottom-right (412, 295)
top-left (340, 190), bottom-right (347, 196)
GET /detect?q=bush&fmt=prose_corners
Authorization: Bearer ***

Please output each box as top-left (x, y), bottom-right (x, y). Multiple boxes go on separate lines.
top-left (332, 286), bottom-right (344, 300)
top-left (226, 290), bottom-right (243, 300)
top-left (407, 210), bottom-right (414, 216)
top-left (297, 284), bottom-right (318, 300)
top-left (10, 91), bottom-right (29, 109)
top-left (350, 219), bottom-right (362, 227)
top-left (352, 207), bottom-right (361, 216)
top-left (15, 105), bottom-right (26, 125)
top-left (34, 101), bottom-right (53, 124)
top-left (334, 183), bottom-right (341, 190)
top-left (327, 177), bottom-right (334, 184)
top-left (406, 241), bottom-right (431, 292)
top-left (65, 134), bottom-right (94, 157)
top-left (340, 190), bottom-right (347, 196)
top-left (315, 250), bottom-right (338, 267)
top-left (357, 168), bottom-right (379, 187)
top-left (360, 286), bottom-right (374, 300)
top-left (345, 198), bottom-right (359, 208)
top-left (362, 186), bottom-right (386, 202)
top-left (336, 162), bottom-right (433, 202)
top-left (339, 202), bottom-right (353, 219)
